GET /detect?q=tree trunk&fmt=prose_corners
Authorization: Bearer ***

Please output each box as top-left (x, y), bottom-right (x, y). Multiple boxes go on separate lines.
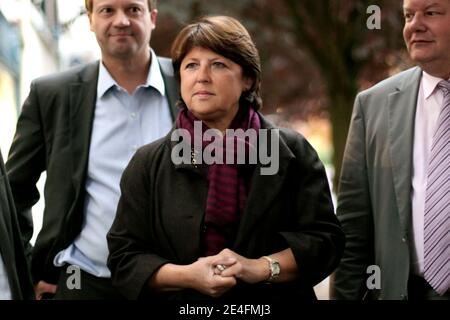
top-left (328, 89), bottom-right (355, 193)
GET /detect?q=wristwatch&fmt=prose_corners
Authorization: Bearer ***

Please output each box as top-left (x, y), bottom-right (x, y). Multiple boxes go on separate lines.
top-left (262, 256), bottom-right (280, 282)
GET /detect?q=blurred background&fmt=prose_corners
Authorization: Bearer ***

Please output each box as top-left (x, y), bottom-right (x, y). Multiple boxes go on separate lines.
top-left (0, 0), bottom-right (414, 299)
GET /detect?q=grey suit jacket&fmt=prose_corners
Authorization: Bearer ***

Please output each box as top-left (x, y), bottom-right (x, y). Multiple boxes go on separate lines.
top-left (330, 67), bottom-right (422, 300)
top-left (6, 57), bottom-right (180, 284)
top-left (0, 152), bottom-right (34, 299)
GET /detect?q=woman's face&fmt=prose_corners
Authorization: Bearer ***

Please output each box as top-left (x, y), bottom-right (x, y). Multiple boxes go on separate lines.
top-left (180, 47), bottom-right (252, 131)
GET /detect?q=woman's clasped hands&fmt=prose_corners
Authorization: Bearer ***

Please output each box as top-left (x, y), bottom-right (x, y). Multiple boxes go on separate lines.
top-left (189, 249), bottom-right (270, 298)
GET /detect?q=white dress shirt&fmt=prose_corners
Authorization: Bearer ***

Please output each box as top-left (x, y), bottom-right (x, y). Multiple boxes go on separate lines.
top-left (54, 50), bottom-right (173, 277)
top-left (410, 71), bottom-right (447, 275)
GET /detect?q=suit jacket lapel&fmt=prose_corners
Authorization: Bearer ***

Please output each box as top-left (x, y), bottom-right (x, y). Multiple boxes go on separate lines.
top-left (158, 57), bottom-right (180, 120)
top-left (388, 67), bottom-right (422, 231)
top-left (233, 116), bottom-right (294, 250)
top-left (69, 62), bottom-right (99, 208)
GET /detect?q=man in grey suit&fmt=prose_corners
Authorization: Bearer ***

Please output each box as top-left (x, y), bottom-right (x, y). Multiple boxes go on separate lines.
top-left (6, 0), bottom-right (178, 299)
top-left (330, 0), bottom-right (450, 300)
top-left (0, 151), bottom-right (33, 300)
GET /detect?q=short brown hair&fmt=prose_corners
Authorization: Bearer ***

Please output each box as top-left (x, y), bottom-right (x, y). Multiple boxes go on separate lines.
top-left (171, 15), bottom-right (262, 110)
top-left (85, 0), bottom-right (157, 13)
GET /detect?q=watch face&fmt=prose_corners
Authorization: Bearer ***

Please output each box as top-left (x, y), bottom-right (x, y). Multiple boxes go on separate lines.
top-left (272, 262), bottom-right (280, 276)
top-left (263, 256), bottom-right (280, 281)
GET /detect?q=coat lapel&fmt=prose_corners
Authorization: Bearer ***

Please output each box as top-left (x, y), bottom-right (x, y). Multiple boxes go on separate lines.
top-left (233, 116), bottom-right (294, 250)
top-left (69, 62), bottom-right (99, 209)
top-left (388, 67), bottom-right (422, 231)
top-left (168, 115), bottom-right (295, 256)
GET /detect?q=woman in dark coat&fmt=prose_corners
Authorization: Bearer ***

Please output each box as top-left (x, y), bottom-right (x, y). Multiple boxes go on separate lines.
top-left (107, 15), bottom-right (344, 301)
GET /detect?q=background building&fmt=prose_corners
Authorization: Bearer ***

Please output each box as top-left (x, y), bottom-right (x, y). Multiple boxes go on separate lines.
top-left (0, 0), bottom-right (60, 248)
top-left (0, 3), bottom-right (21, 158)
top-left (0, 0), bottom-right (60, 157)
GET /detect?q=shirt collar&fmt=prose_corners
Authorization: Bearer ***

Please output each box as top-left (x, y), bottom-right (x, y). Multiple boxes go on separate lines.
top-left (97, 49), bottom-right (166, 98)
top-left (146, 49), bottom-right (166, 96)
top-left (97, 61), bottom-right (117, 98)
top-left (422, 71), bottom-right (448, 99)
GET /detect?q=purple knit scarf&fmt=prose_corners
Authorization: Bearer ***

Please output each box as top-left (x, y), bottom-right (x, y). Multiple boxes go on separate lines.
top-left (176, 106), bottom-right (261, 255)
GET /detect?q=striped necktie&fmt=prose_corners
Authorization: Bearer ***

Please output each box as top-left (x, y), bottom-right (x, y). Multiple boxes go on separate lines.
top-left (423, 80), bottom-right (450, 295)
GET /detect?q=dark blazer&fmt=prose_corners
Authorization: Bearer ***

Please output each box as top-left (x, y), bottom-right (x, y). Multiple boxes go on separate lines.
top-left (6, 57), bottom-right (179, 284)
top-left (0, 152), bottom-right (34, 299)
top-left (107, 114), bottom-right (345, 300)
top-left (330, 67), bottom-right (422, 300)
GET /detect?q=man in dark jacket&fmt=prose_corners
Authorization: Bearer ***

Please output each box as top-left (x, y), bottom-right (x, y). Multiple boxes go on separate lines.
top-left (0, 151), bottom-right (33, 300)
top-left (6, 0), bottom-right (179, 299)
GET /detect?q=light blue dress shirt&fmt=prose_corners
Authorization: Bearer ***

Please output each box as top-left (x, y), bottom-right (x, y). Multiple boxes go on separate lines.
top-left (54, 50), bottom-right (173, 277)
